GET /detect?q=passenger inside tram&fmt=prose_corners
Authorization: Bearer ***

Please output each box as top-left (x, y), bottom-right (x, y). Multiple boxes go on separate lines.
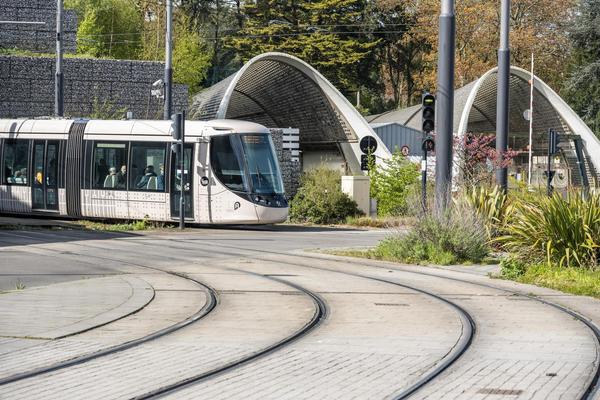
top-left (136, 165), bottom-right (157, 189)
top-left (116, 165), bottom-right (127, 188)
top-left (104, 167), bottom-right (118, 188)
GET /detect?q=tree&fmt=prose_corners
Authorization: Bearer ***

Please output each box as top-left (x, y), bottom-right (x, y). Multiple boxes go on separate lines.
top-left (563, 0), bottom-right (600, 137)
top-left (410, 0), bottom-right (576, 92)
top-left (66, 0), bottom-right (143, 59)
top-left (226, 0), bottom-right (380, 96)
top-left (173, 27), bottom-right (212, 93)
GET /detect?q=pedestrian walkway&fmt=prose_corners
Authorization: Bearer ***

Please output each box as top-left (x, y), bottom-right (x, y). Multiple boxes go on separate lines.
top-left (0, 275), bottom-right (153, 340)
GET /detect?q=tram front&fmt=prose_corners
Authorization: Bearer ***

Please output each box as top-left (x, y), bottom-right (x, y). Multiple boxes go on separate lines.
top-left (210, 130), bottom-right (289, 224)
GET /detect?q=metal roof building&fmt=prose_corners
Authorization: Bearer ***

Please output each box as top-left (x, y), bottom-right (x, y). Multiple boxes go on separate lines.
top-left (189, 52), bottom-right (390, 174)
top-left (367, 66), bottom-right (600, 188)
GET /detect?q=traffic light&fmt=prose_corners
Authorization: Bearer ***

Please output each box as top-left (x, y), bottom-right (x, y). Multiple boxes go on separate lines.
top-left (549, 129), bottom-right (560, 155)
top-left (422, 93), bottom-right (435, 133)
top-left (360, 154), bottom-right (369, 171)
top-left (171, 112), bottom-right (183, 141)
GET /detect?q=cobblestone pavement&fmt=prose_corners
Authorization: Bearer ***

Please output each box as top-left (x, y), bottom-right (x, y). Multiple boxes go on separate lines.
top-left (0, 227), bottom-right (598, 400)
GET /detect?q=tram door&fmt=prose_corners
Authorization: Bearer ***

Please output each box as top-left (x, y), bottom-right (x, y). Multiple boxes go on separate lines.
top-left (32, 140), bottom-right (59, 211)
top-left (170, 144), bottom-right (194, 219)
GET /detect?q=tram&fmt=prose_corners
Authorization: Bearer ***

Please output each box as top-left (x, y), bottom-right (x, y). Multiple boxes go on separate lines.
top-left (0, 118), bottom-right (288, 224)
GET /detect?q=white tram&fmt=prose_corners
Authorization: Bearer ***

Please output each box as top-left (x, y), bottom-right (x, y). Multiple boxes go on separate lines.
top-left (0, 118), bottom-right (288, 224)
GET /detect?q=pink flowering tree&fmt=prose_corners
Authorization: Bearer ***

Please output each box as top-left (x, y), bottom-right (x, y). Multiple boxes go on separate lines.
top-left (455, 133), bottom-right (519, 188)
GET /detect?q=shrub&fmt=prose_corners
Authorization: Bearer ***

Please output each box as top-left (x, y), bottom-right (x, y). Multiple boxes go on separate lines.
top-left (497, 192), bottom-right (600, 269)
top-left (462, 185), bottom-right (509, 239)
top-left (499, 256), bottom-right (528, 279)
top-left (289, 167), bottom-right (362, 224)
top-left (369, 151), bottom-right (420, 216)
top-left (374, 203), bottom-right (490, 265)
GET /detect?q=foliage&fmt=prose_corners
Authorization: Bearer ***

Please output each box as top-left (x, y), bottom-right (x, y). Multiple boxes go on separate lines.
top-left (77, 217), bottom-right (172, 231)
top-left (412, 0), bottom-right (576, 92)
top-left (497, 192), bottom-right (600, 269)
top-left (563, 0), bottom-right (600, 137)
top-left (226, 0), bottom-right (380, 96)
top-left (87, 98), bottom-right (128, 120)
top-left (172, 26), bottom-right (212, 93)
top-left (289, 167), bottom-right (362, 224)
top-left (501, 260), bottom-right (600, 299)
top-left (344, 215), bottom-right (413, 228)
top-left (499, 256), bottom-right (528, 280)
top-left (67, 0), bottom-right (143, 59)
top-left (462, 186), bottom-right (509, 239)
top-left (369, 151), bottom-right (420, 217)
top-left (455, 134), bottom-right (519, 188)
top-left (373, 203), bottom-right (490, 265)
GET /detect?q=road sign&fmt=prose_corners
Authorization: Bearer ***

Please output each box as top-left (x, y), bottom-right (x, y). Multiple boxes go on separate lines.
top-left (359, 136), bottom-right (377, 154)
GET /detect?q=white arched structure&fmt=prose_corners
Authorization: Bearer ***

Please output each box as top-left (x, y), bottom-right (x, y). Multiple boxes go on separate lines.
top-left (367, 66), bottom-right (600, 187)
top-left (457, 66), bottom-right (600, 173)
top-left (190, 52), bottom-right (390, 173)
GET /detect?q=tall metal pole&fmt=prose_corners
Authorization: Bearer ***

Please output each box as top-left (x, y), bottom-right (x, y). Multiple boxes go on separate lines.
top-left (496, 0), bottom-right (511, 190)
top-left (434, 0), bottom-right (456, 212)
top-left (55, 0), bottom-right (64, 117)
top-left (527, 53), bottom-right (534, 187)
top-left (164, 0), bottom-right (173, 120)
top-left (179, 110), bottom-right (186, 230)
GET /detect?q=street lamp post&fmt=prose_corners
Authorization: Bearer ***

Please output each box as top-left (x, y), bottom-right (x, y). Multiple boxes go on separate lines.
top-left (496, 0), bottom-right (511, 191)
top-left (164, 0), bottom-right (173, 120)
top-left (434, 0), bottom-right (456, 212)
top-left (55, 0), bottom-right (64, 117)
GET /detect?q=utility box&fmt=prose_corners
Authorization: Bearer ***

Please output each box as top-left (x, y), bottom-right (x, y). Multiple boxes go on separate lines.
top-left (341, 176), bottom-right (370, 215)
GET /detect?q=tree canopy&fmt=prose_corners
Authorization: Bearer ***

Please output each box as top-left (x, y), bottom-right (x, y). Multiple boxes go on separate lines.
top-left (62, 0), bottom-right (597, 132)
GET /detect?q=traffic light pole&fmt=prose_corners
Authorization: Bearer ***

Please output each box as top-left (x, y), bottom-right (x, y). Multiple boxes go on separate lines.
top-left (496, 0), bottom-right (511, 191)
top-left (55, 0), bottom-right (64, 117)
top-left (422, 138), bottom-right (427, 211)
top-left (435, 0), bottom-right (455, 212)
top-left (179, 110), bottom-right (185, 230)
top-left (164, 0), bottom-right (173, 120)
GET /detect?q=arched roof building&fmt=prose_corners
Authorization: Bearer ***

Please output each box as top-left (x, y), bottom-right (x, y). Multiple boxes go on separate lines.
top-left (189, 52), bottom-right (390, 173)
top-left (368, 66), bottom-right (600, 187)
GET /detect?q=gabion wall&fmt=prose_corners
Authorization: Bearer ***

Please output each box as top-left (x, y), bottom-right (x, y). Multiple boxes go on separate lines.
top-left (0, 1), bottom-right (77, 53)
top-left (270, 128), bottom-right (301, 198)
top-left (0, 56), bottom-right (188, 119)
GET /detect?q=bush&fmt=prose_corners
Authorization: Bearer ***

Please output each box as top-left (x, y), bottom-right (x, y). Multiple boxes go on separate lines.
top-left (462, 185), bottom-right (509, 239)
top-left (369, 151), bottom-right (420, 216)
top-left (499, 256), bottom-right (528, 279)
top-left (497, 192), bottom-right (600, 269)
top-left (374, 203), bottom-right (490, 265)
top-left (289, 167), bottom-right (362, 224)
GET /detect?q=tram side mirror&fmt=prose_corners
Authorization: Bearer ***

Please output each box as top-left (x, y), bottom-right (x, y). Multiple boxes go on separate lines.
top-left (171, 143), bottom-right (179, 154)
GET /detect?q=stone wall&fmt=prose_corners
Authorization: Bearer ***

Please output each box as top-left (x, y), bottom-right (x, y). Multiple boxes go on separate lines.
top-left (0, 1), bottom-right (78, 53)
top-left (0, 56), bottom-right (188, 119)
top-left (270, 128), bottom-right (301, 197)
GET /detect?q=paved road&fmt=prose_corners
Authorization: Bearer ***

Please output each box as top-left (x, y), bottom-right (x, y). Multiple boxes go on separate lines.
top-left (0, 226), bottom-right (599, 399)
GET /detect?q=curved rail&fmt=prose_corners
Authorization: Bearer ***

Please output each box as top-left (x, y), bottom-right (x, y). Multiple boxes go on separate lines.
top-left (0, 250), bottom-right (219, 386)
top-left (168, 238), bottom-right (600, 400)
top-left (273, 250), bottom-right (600, 400)
top-left (132, 269), bottom-right (328, 400)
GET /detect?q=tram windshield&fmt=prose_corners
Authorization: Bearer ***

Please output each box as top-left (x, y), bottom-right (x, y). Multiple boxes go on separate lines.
top-left (211, 133), bottom-right (284, 195)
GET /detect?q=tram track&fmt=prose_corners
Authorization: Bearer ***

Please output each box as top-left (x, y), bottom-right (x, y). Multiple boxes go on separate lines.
top-left (171, 237), bottom-right (600, 400)
top-left (0, 233), bottom-right (329, 400)
top-left (0, 230), bottom-right (477, 400)
top-left (3, 229), bottom-right (599, 399)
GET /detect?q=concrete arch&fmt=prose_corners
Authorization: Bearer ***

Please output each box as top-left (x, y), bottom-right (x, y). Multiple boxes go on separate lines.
top-left (190, 52), bottom-right (391, 173)
top-left (457, 66), bottom-right (600, 173)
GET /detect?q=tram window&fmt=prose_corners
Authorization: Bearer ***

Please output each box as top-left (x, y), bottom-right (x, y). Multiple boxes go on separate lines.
top-left (130, 143), bottom-right (166, 191)
top-left (3, 140), bottom-right (29, 185)
top-left (92, 143), bottom-right (127, 189)
top-left (210, 135), bottom-right (247, 192)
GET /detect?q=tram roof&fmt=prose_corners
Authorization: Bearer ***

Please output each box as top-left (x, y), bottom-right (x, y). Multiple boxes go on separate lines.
top-left (0, 118), bottom-right (270, 138)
